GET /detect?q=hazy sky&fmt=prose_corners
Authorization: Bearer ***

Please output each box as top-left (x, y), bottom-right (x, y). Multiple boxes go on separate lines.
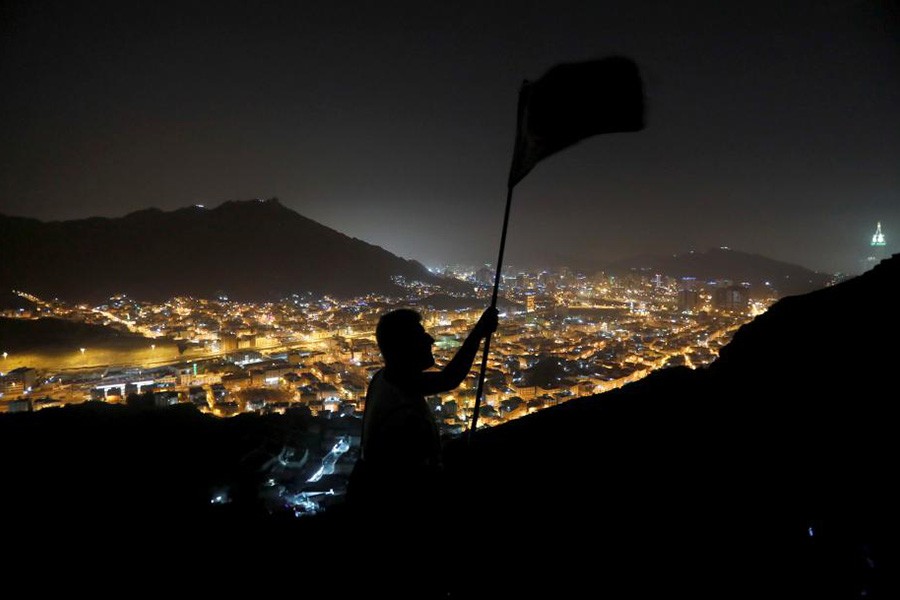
top-left (1, 1), bottom-right (897, 274)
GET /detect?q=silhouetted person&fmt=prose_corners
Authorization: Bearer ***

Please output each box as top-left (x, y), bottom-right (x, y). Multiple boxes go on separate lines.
top-left (346, 306), bottom-right (497, 596)
top-left (349, 306), bottom-right (497, 516)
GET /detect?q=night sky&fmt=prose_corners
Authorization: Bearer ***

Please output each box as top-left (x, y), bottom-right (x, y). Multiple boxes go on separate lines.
top-left (1, 1), bottom-right (897, 275)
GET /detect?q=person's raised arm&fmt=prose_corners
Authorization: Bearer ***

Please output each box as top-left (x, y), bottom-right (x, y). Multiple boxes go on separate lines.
top-left (419, 307), bottom-right (498, 395)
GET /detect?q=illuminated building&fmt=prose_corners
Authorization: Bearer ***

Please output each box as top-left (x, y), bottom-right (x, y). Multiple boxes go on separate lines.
top-left (863, 222), bottom-right (887, 271)
top-left (677, 290), bottom-right (701, 312)
top-left (219, 333), bottom-right (238, 352)
top-left (0, 367), bottom-right (37, 400)
top-left (713, 285), bottom-right (749, 313)
top-left (872, 221), bottom-right (886, 247)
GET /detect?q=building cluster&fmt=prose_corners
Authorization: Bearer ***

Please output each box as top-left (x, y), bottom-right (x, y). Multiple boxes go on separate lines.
top-left (2, 267), bottom-right (771, 431)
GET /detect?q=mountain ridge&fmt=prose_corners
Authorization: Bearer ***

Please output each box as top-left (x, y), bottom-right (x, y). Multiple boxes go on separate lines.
top-left (0, 198), bottom-right (466, 302)
top-left (607, 246), bottom-right (830, 291)
top-left (508, 246), bottom-right (829, 297)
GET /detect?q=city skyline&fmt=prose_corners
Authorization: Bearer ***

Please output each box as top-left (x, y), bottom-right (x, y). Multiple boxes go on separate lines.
top-left (1, 265), bottom-right (764, 415)
top-left (2, 1), bottom-right (898, 275)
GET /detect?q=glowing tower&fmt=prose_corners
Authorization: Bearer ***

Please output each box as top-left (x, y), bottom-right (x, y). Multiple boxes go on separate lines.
top-left (863, 222), bottom-right (887, 271)
top-left (871, 222), bottom-right (885, 248)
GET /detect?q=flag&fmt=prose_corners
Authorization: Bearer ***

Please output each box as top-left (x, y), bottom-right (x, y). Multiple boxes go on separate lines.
top-left (507, 56), bottom-right (645, 188)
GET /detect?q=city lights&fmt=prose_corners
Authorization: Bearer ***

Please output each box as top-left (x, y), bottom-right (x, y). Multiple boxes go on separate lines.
top-left (1, 269), bottom-right (769, 426)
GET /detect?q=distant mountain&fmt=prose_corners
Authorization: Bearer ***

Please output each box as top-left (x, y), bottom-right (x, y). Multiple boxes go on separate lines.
top-left (606, 247), bottom-right (830, 296)
top-left (0, 199), bottom-right (468, 302)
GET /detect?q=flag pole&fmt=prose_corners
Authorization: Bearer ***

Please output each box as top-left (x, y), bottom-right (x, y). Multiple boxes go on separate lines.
top-left (469, 183), bottom-right (514, 440)
top-left (466, 56), bottom-right (643, 441)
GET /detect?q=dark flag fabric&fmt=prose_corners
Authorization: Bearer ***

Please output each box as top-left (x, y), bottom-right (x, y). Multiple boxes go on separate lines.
top-left (507, 56), bottom-right (645, 188)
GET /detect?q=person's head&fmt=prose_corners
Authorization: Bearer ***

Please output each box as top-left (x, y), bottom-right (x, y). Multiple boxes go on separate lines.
top-left (376, 309), bottom-right (435, 371)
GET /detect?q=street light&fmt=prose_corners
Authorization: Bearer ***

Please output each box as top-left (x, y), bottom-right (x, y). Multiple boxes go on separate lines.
top-left (2, 352), bottom-right (7, 360)
top-left (80, 348), bottom-right (86, 355)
